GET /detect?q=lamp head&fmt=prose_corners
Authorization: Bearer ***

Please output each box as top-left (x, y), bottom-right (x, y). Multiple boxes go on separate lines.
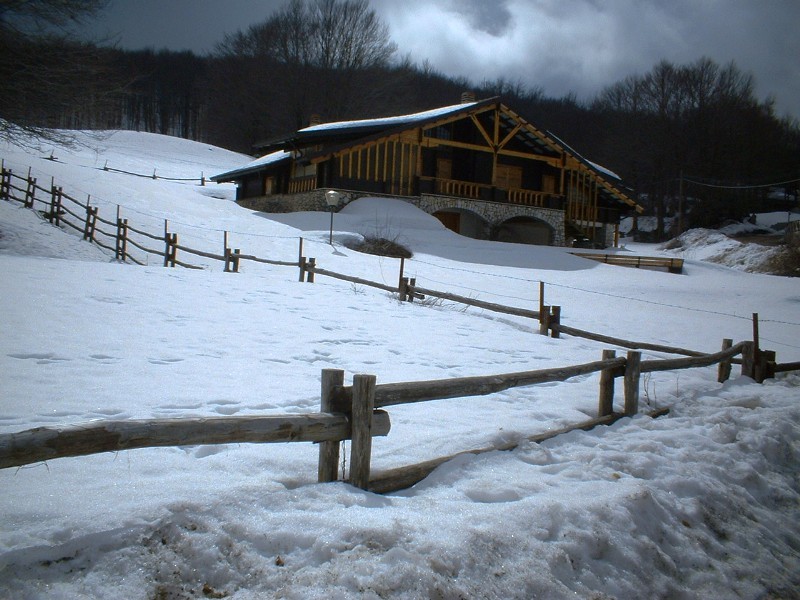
top-left (325, 190), bottom-right (341, 207)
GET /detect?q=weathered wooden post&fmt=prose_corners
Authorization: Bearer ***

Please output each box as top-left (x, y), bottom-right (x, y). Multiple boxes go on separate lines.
top-left (757, 350), bottom-right (777, 383)
top-left (115, 207), bottom-right (128, 261)
top-left (318, 369), bottom-right (345, 483)
top-left (398, 277), bottom-right (409, 302)
top-left (408, 278), bottom-right (417, 303)
top-left (539, 305), bottom-right (551, 336)
top-left (298, 238), bottom-right (307, 281)
top-left (598, 349), bottom-right (617, 417)
top-left (623, 351), bottom-right (642, 416)
top-left (0, 166), bottom-right (10, 201)
top-left (550, 306), bottom-right (561, 338)
top-left (223, 231), bottom-right (231, 272)
top-left (717, 338), bottom-right (733, 383)
top-left (49, 185), bottom-right (61, 224)
top-left (24, 176), bottom-right (36, 207)
top-left (231, 249), bottom-right (241, 273)
top-left (163, 220), bottom-right (171, 267)
top-left (740, 341), bottom-right (755, 379)
top-left (539, 281), bottom-right (545, 322)
top-left (752, 313), bottom-right (761, 380)
top-left (349, 373), bottom-right (377, 490)
top-left (306, 258), bottom-right (316, 283)
top-left (398, 257), bottom-right (405, 290)
top-left (116, 219), bottom-right (129, 262)
top-left (83, 205), bottom-right (98, 241)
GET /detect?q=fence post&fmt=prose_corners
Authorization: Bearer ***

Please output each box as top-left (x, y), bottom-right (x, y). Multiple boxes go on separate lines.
top-left (717, 338), bottom-right (733, 383)
top-left (49, 185), bottom-right (58, 224)
top-left (0, 167), bottom-right (9, 201)
top-left (83, 205), bottom-right (98, 241)
top-left (399, 277), bottom-right (409, 302)
top-left (398, 257), bottom-right (405, 290)
top-left (115, 208), bottom-right (128, 261)
top-left (539, 305), bottom-right (551, 335)
top-left (231, 249), bottom-right (241, 273)
top-left (318, 369), bottom-right (345, 483)
top-left (117, 219), bottom-right (129, 262)
top-left (740, 341), bottom-right (755, 379)
top-left (163, 220), bottom-right (171, 267)
top-left (169, 234), bottom-right (178, 267)
top-left (539, 281), bottom-right (545, 321)
top-left (623, 351), bottom-right (641, 416)
top-left (598, 349), bottom-right (617, 417)
top-left (349, 373), bottom-right (377, 490)
top-left (298, 237), bottom-right (306, 281)
top-left (757, 350), bottom-right (776, 383)
top-left (408, 278), bottom-right (417, 303)
top-left (24, 176), bottom-right (36, 207)
top-left (550, 306), bottom-right (561, 338)
top-left (306, 258), bottom-right (316, 283)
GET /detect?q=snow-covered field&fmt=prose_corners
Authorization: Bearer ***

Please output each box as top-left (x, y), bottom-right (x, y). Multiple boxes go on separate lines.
top-left (1, 130), bottom-right (799, 599)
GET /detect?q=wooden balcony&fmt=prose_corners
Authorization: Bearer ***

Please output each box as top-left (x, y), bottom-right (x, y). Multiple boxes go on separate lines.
top-left (419, 176), bottom-right (563, 208)
top-left (288, 175), bottom-right (317, 194)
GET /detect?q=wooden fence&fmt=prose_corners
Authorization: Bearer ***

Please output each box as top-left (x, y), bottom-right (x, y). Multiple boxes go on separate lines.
top-left (1, 163), bottom-right (798, 494)
top-left (0, 340), bottom-right (751, 494)
top-left (570, 252), bottom-right (684, 273)
top-left (2, 164), bottom-right (796, 381)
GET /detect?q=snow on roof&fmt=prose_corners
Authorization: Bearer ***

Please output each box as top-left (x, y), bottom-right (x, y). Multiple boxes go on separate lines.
top-left (298, 101), bottom-right (479, 134)
top-left (212, 150), bottom-right (291, 181)
top-left (586, 160), bottom-right (621, 181)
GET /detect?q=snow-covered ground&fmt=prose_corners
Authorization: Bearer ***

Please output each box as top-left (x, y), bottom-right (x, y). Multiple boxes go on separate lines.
top-left (1, 130), bottom-right (799, 599)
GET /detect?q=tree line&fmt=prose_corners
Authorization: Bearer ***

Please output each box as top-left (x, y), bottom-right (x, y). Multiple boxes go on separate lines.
top-left (2, 0), bottom-right (798, 239)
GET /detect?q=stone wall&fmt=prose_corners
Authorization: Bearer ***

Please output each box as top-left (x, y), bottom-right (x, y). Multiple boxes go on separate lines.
top-left (237, 189), bottom-right (415, 214)
top-left (238, 189), bottom-right (577, 246)
top-left (415, 194), bottom-right (566, 246)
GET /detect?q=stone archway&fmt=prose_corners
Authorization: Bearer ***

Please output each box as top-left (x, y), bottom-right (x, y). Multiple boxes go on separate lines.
top-left (415, 194), bottom-right (565, 245)
top-left (494, 216), bottom-right (554, 246)
top-left (433, 208), bottom-right (489, 239)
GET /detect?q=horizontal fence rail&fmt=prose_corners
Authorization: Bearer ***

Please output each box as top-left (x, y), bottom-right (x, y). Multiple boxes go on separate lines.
top-left (571, 252), bottom-right (684, 273)
top-left (330, 357), bottom-right (627, 411)
top-left (0, 412), bottom-right (391, 470)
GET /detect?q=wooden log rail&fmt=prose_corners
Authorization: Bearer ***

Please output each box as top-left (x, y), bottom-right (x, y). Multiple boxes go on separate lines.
top-left (328, 357), bottom-right (626, 412)
top-left (571, 252), bottom-right (684, 274)
top-left (323, 337), bottom-right (748, 492)
top-left (0, 412), bottom-right (391, 470)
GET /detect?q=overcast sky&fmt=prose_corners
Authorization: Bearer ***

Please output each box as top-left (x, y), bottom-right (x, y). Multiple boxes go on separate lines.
top-left (80, 0), bottom-right (800, 119)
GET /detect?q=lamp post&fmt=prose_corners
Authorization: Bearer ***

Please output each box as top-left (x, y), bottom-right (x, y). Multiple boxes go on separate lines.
top-left (325, 190), bottom-right (340, 245)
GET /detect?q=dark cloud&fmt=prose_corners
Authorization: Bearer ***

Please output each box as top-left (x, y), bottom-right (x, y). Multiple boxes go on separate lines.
top-left (444, 0), bottom-right (513, 37)
top-left (80, 0), bottom-right (800, 119)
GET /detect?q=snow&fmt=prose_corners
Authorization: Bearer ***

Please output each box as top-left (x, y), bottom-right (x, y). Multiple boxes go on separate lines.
top-left (1, 129), bottom-right (799, 599)
top-left (213, 150), bottom-right (292, 182)
top-left (299, 101), bottom-right (478, 134)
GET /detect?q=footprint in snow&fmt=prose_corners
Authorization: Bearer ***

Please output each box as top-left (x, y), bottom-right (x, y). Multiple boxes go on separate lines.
top-left (8, 352), bottom-right (71, 364)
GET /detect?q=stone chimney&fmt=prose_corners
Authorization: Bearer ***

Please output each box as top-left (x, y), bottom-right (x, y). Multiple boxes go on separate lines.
top-left (461, 91), bottom-right (476, 104)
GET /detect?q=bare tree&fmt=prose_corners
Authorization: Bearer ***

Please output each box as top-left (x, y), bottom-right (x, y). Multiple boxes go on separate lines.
top-left (213, 0), bottom-right (397, 134)
top-left (0, 0), bottom-right (113, 144)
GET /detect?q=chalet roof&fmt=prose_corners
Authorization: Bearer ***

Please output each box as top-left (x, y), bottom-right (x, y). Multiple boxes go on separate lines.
top-left (211, 150), bottom-right (291, 182)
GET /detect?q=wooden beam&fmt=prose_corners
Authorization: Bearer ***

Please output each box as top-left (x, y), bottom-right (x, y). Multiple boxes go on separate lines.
top-left (470, 114), bottom-right (494, 148)
top-left (498, 123), bottom-right (522, 150)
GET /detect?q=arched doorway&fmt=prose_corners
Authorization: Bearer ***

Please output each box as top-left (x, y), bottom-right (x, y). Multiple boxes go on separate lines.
top-left (494, 216), bottom-right (554, 246)
top-left (433, 209), bottom-right (489, 239)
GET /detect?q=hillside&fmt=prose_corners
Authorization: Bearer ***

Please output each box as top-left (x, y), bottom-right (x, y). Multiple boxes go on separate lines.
top-left (1, 130), bottom-right (799, 599)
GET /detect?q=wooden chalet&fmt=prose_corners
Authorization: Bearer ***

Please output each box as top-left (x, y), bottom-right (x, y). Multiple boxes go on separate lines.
top-left (212, 95), bottom-right (642, 247)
